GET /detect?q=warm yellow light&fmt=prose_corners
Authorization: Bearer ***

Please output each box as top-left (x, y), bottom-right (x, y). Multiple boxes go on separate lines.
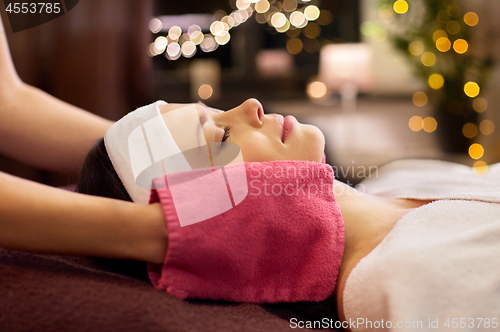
top-left (286, 38), bottom-right (303, 54)
top-left (181, 41), bottom-right (196, 58)
top-left (453, 39), bottom-right (468, 54)
top-left (304, 5), bottom-right (320, 21)
top-left (271, 12), bottom-right (287, 28)
top-left (472, 161), bottom-right (488, 176)
top-left (317, 10), bottom-right (333, 26)
top-left (429, 73), bottom-right (444, 89)
top-left (283, 0), bottom-right (297, 12)
top-left (190, 31), bottom-right (204, 45)
top-left (372, 28), bottom-right (387, 42)
top-left (433, 30), bottom-right (448, 42)
top-left (215, 32), bottom-right (231, 45)
top-left (464, 82), bottom-right (480, 98)
top-left (149, 18), bottom-right (163, 34)
top-left (255, 0), bottom-right (270, 13)
top-left (275, 18), bottom-right (290, 33)
top-left (409, 41), bottom-right (424, 56)
top-left (286, 28), bottom-right (301, 38)
top-left (307, 81), bottom-right (328, 99)
top-left (379, 4), bottom-right (393, 19)
top-left (412, 91), bottom-right (428, 107)
top-left (236, 0), bottom-right (250, 10)
top-left (469, 143), bottom-right (484, 160)
top-left (393, 0), bottom-right (408, 14)
top-left (421, 52), bottom-right (436, 67)
top-left (290, 11), bottom-right (306, 27)
top-left (168, 26), bottom-right (182, 40)
top-left (437, 10), bottom-right (450, 23)
top-left (479, 119), bottom-right (495, 136)
top-left (473, 97), bottom-right (488, 113)
top-left (436, 37), bottom-right (451, 52)
top-left (423, 117), bottom-right (438, 133)
top-left (462, 122), bottom-right (478, 138)
top-left (464, 12), bottom-right (479, 26)
top-left (198, 84), bottom-right (213, 99)
top-left (154, 36), bottom-right (168, 53)
top-left (304, 22), bottom-right (320, 39)
top-left (408, 116), bottom-right (424, 132)
top-left (446, 20), bottom-right (461, 34)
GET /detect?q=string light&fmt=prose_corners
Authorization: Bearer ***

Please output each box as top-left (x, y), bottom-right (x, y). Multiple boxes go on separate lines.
top-left (412, 91), bottom-right (428, 107)
top-left (393, 0), bottom-right (408, 14)
top-left (150, 1), bottom-right (333, 60)
top-left (472, 161), bottom-right (488, 176)
top-left (468, 143), bottom-right (484, 160)
top-left (428, 73), bottom-right (444, 89)
top-left (464, 81), bottom-right (480, 98)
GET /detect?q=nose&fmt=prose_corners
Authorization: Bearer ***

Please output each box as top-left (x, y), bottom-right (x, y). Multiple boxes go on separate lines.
top-left (227, 98), bottom-right (263, 128)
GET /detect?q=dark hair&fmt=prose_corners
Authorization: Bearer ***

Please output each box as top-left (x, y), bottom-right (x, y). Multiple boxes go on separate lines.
top-left (76, 138), bottom-right (132, 202)
top-left (76, 138), bottom-right (151, 281)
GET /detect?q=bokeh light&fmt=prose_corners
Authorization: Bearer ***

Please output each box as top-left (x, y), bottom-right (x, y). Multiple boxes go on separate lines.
top-left (412, 91), bottom-right (428, 107)
top-left (154, 36), bottom-right (168, 53)
top-left (433, 29), bottom-right (448, 41)
top-left (393, 0), bottom-right (408, 14)
top-left (468, 143), bottom-right (484, 160)
top-left (307, 81), bottom-right (328, 99)
top-left (408, 116), bottom-right (424, 132)
top-left (275, 18), bottom-right (290, 33)
top-left (464, 12), bottom-right (479, 26)
top-left (472, 161), bottom-right (488, 176)
top-left (149, 18), bottom-right (163, 33)
top-left (236, 0), bottom-right (250, 10)
top-left (286, 38), bottom-right (303, 54)
top-left (181, 41), bottom-right (196, 58)
top-left (290, 11), bottom-right (306, 27)
top-left (215, 32), bottom-right (231, 45)
top-left (437, 10), bottom-right (450, 23)
top-left (409, 40), bottom-right (424, 56)
top-left (304, 22), bottom-right (320, 39)
top-left (190, 31), bottom-right (204, 45)
top-left (429, 73), bottom-right (444, 89)
top-left (436, 37), bottom-right (451, 52)
top-left (479, 120), bottom-right (495, 135)
top-left (271, 12), bottom-right (287, 27)
top-left (446, 20), bottom-right (461, 34)
top-left (422, 117), bottom-right (438, 133)
top-left (421, 52), bottom-right (436, 67)
top-left (473, 97), bottom-right (488, 113)
top-left (464, 82), bottom-right (480, 98)
top-left (317, 10), bottom-right (333, 25)
top-left (198, 84), bottom-right (213, 99)
top-left (166, 42), bottom-right (181, 60)
top-left (283, 0), bottom-right (297, 12)
top-left (462, 122), bottom-right (478, 138)
top-left (200, 35), bottom-right (218, 52)
top-left (168, 26), bottom-right (182, 40)
top-left (255, 0), bottom-right (270, 13)
top-left (304, 5), bottom-right (320, 21)
top-left (453, 39), bottom-right (468, 54)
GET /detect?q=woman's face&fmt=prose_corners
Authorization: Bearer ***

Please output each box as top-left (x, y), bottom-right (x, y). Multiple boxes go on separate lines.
top-left (160, 98), bottom-right (325, 163)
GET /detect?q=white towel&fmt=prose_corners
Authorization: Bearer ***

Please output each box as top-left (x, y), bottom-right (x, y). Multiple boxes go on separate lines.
top-left (343, 160), bottom-right (500, 331)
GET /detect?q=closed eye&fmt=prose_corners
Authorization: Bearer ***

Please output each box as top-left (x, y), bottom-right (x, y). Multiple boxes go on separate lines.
top-left (221, 126), bottom-right (231, 142)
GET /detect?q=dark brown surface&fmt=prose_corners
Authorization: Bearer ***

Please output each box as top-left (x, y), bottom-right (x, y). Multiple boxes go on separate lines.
top-left (0, 248), bottom-right (341, 331)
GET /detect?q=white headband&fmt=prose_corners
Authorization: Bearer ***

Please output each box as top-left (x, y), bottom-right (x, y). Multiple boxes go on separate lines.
top-left (104, 101), bottom-right (193, 204)
top-left (104, 101), bottom-right (248, 226)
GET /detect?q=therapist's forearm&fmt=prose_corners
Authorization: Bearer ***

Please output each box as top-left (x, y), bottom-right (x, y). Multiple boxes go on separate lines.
top-left (0, 83), bottom-right (113, 173)
top-left (0, 171), bottom-right (168, 264)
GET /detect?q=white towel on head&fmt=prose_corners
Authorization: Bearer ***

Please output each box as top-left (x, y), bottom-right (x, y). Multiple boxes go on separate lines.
top-left (343, 159), bottom-right (500, 331)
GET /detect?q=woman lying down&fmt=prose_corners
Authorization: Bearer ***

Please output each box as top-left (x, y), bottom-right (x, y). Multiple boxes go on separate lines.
top-left (77, 99), bottom-right (500, 331)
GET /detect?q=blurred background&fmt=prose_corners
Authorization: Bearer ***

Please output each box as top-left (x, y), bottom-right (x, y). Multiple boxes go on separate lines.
top-left (1, 0), bottom-right (499, 186)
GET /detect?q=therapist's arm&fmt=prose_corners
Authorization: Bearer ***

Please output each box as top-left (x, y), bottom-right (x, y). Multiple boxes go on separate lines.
top-left (0, 170), bottom-right (168, 264)
top-left (0, 14), bottom-right (113, 174)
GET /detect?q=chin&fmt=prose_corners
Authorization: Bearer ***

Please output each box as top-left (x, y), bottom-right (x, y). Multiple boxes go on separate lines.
top-left (300, 124), bottom-right (325, 162)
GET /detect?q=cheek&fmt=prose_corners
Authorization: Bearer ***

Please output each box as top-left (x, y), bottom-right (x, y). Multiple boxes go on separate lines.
top-left (236, 134), bottom-right (281, 163)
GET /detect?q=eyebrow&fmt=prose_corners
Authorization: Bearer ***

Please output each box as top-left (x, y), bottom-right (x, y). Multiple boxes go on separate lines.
top-left (196, 101), bottom-right (220, 126)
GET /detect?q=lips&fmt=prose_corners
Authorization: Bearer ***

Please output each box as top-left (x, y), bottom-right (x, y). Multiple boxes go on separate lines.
top-left (281, 115), bottom-right (296, 143)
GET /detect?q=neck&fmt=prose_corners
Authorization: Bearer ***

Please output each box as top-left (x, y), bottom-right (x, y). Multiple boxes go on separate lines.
top-left (333, 181), bottom-right (417, 259)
